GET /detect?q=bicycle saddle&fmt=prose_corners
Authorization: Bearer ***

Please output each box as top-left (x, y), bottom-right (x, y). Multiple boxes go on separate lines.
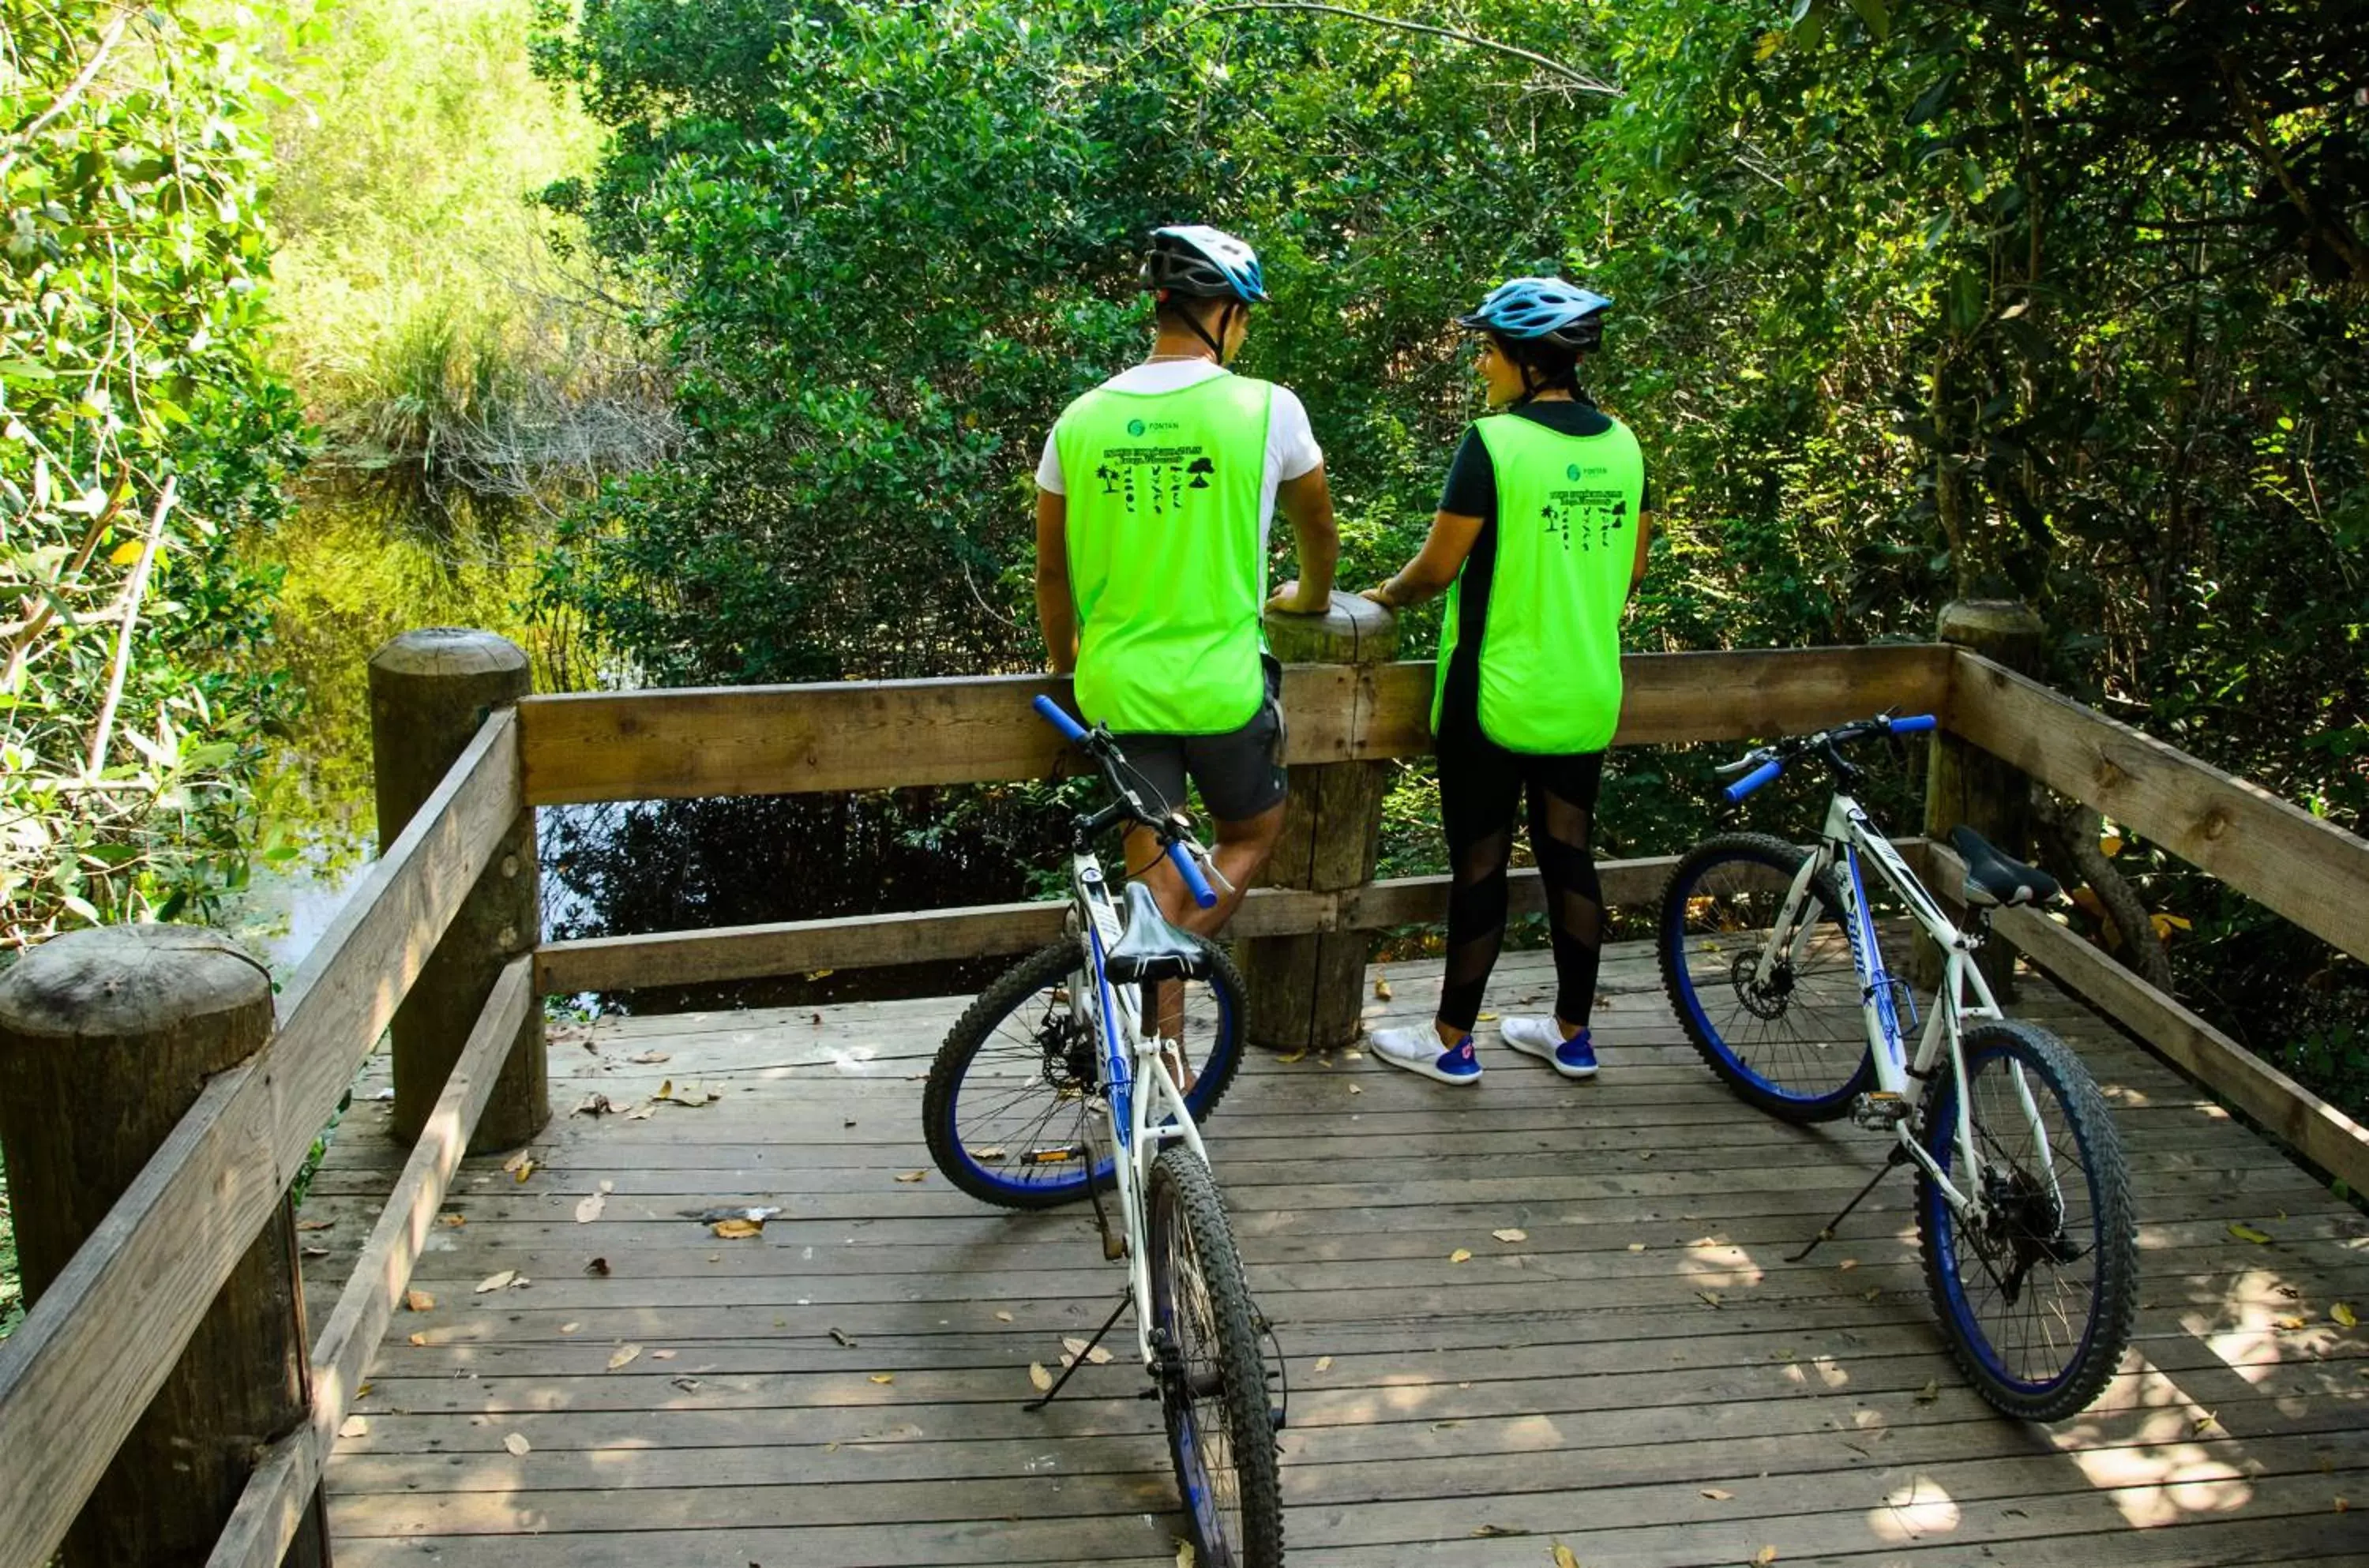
top-left (1104, 881), bottom-right (1209, 985)
top-left (1950, 825), bottom-right (2062, 908)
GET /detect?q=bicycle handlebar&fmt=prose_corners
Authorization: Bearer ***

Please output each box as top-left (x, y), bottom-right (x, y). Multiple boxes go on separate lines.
top-left (1034, 696), bottom-right (1219, 909)
top-left (1718, 712), bottom-right (1937, 804)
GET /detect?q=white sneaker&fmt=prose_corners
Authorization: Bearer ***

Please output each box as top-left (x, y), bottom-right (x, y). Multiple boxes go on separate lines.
top-left (1500, 1016), bottom-right (1598, 1079)
top-left (1368, 1026), bottom-right (1482, 1085)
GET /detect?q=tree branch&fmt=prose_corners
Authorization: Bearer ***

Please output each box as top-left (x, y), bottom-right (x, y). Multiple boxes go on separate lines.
top-left (1196, 2), bottom-right (1621, 97)
top-left (0, 12), bottom-right (132, 178)
top-left (83, 476), bottom-right (174, 780)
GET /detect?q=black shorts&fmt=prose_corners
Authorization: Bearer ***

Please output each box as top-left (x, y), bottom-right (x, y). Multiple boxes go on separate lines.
top-left (1110, 657), bottom-right (1287, 824)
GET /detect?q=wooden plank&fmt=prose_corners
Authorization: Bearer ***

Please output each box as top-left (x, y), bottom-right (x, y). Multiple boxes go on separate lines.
top-left (1949, 648), bottom-right (2369, 963)
top-left (207, 958), bottom-right (533, 1568)
top-left (517, 646), bottom-right (1955, 805)
top-left (1928, 842), bottom-right (2369, 1195)
top-left (0, 711), bottom-right (519, 1568)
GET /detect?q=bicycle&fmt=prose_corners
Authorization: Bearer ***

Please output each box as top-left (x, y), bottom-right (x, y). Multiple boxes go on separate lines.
top-left (1656, 712), bottom-right (2138, 1421)
top-left (922, 694), bottom-right (1283, 1567)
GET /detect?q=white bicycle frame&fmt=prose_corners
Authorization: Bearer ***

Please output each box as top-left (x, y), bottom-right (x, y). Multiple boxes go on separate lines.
top-left (1757, 791), bottom-right (2062, 1225)
top-left (1066, 848), bottom-right (1210, 1368)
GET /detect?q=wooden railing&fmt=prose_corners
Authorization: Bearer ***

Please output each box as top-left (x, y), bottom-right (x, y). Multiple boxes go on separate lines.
top-left (2, 624), bottom-right (2365, 1568)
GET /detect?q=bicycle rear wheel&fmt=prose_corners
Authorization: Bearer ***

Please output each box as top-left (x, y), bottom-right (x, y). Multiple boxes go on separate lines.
top-left (1147, 1144), bottom-right (1283, 1568)
top-left (922, 936), bottom-right (1247, 1209)
top-left (1659, 833), bottom-right (1875, 1121)
top-left (1917, 1019), bottom-right (2138, 1421)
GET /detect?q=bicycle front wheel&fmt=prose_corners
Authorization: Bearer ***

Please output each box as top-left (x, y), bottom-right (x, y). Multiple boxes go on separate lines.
top-left (1917, 1019), bottom-right (2138, 1421)
top-left (1147, 1144), bottom-right (1284, 1568)
top-left (922, 936), bottom-right (1247, 1210)
top-left (1659, 833), bottom-right (1875, 1121)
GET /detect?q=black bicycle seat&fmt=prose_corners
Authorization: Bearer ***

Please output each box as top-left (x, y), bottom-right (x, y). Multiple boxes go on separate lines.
top-left (1104, 881), bottom-right (1208, 985)
top-left (1950, 825), bottom-right (2062, 909)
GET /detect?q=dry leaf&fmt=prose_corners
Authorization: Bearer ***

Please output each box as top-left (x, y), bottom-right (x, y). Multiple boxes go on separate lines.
top-left (895, 1170), bottom-right (928, 1184)
top-left (1028, 1363), bottom-right (1053, 1392)
top-left (1914, 1379), bottom-right (1940, 1404)
top-left (830, 1326), bottom-right (859, 1348)
top-left (575, 1192), bottom-right (606, 1224)
top-left (1755, 1550), bottom-right (1778, 1566)
top-left (338, 1415), bottom-right (369, 1439)
top-left (512, 1158), bottom-right (537, 1183)
top-left (712, 1217), bottom-right (764, 1239)
top-left (571, 1093), bottom-right (615, 1118)
top-left (1701, 1487), bottom-right (1733, 1501)
top-left (974, 1146), bottom-right (1008, 1161)
top-left (437, 1214), bottom-right (466, 1229)
top-left (1493, 1228), bottom-right (1529, 1243)
top-left (2193, 1412), bottom-right (2218, 1435)
top-left (1698, 1291), bottom-right (1723, 1308)
top-left (1087, 1345), bottom-right (1114, 1364)
top-left (1277, 1048), bottom-right (1309, 1064)
top-left (503, 1432), bottom-right (530, 1457)
top-left (1176, 1539), bottom-right (1197, 1568)
top-left (1347, 1082), bottom-right (1362, 1094)
top-left (1837, 1258), bottom-right (1859, 1271)
top-left (1314, 1356), bottom-right (1335, 1373)
top-left (1063, 1336), bottom-right (1090, 1358)
top-left (404, 1289), bottom-right (434, 1313)
top-left (297, 1218), bottom-right (333, 1232)
top-left (607, 1344), bottom-right (642, 1371)
top-left (1450, 1248), bottom-right (1473, 1263)
top-left (2229, 1221), bottom-right (2273, 1244)
top-left (671, 1375), bottom-right (702, 1392)
top-left (869, 1373), bottom-right (894, 1385)
top-left (1373, 977), bottom-right (1393, 1000)
top-left (2277, 1315), bottom-right (2308, 1331)
top-left (631, 1050), bottom-right (670, 1063)
top-left (474, 1270), bottom-right (519, 1294)
top-left (1627, 1242), bottom-right (1646, 1252)
top-left (652, 1349), bottom-right (676, 1360)
top-left (1553, 1544), bottom-right (1582, 1568)
top-left (560, 1322), bottom-right (581, 1334)
top-left (585, 1256), bottom-right (611, 1276)
top-left (994, 1310), bottom-right (1014, 1323)
top-left (2334, 1302), bottom-right (2359, 1329)
top-left (407, 1332), bottom-right (429, 1347)
top-left (301, 1245), bottom-right (329, 1259)
top-left (501, 1149), bottom-right (534, 1175)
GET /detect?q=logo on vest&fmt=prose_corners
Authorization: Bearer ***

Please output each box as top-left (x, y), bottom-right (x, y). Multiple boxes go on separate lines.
top-left (1128, 418), bottom-right (1147, 437)
top-left (1539, 488), bottom-right (1630, 554)
top-left (1566, 462), bottom-right (1582, 480)
top-left (1094, 447), bottom-right (1216, 514)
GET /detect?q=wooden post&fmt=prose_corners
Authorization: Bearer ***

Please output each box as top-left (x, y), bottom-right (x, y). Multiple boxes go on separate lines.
top-left (370, 628), bottom-right (546, 1150)
top-left (0, 927), bottom-right (329, 1568)
top-left (1238, 593), bottom-right (1400, 1053)
top-left (1924, 598), bottom-right (2046, 996)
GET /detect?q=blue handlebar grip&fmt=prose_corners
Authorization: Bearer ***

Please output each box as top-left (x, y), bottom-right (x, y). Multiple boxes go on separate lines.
top-left (1032, 693), bottom-right (1089, 743)
top-left (1168, 841), bottom-right (1218, 909)
top-left (1888, 713), bottom-right (1939, 735)
top-left (1724, 758), bottom-right (1783, 805)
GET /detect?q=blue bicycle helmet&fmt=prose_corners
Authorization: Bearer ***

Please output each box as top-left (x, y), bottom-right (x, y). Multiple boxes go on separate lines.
top-left (1141, 225), bottom-right (1272, 305)
top-left (1458, 276), bottom-right (1612, 351)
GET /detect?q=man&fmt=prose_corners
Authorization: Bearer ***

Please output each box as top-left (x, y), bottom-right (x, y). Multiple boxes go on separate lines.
top-left (1034, 224), bottom-right (1339, 936)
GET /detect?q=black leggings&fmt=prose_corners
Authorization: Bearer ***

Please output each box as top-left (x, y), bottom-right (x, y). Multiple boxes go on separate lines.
top-left (1435, 718), bottom-right (1607, 1035)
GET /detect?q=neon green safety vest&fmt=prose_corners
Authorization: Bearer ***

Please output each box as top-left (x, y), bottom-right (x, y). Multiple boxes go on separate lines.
top-left (1056, 373), bottom-right (1273, 733)
top-left (1432, 411), bottom-right (1644, 754)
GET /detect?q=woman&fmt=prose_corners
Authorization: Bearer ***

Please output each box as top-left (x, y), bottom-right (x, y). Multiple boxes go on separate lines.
top-left (1364, 278), bottom-right (1650, 1085)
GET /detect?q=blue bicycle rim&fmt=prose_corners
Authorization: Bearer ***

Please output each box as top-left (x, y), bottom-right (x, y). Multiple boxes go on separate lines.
top-left (1662, 857), bottom-right (1860, 1111)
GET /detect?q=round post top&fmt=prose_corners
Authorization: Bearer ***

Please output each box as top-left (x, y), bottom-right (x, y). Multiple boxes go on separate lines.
top-left (1935, 598), bottom-right (2044, 643)
top-left (368, 628), bottom-right (529, 682)
top-left (0, 925), bottom-right (271, 1043)
top-left (1263, 591), bottom-right (1400, 666)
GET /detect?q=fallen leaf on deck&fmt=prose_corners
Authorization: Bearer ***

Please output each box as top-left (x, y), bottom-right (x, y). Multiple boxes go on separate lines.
top-left (297, 1218), bottom-right (333, 1232)
top-left (2228, 1222), bottom-right (2273, 1244)
top-left (974, 1146), bottom-right (1008, 1161)
top-left (1863, 1287), bottom-right (1883, 1302)
top-left (560, 1322), bottom-right (580, 1334)
top-left (571, 1094), bottom-right (615, 1118)
top-left (652, 1349), bottom-right (676, 1360)
top-left (407, 1332), bottom-right (429, 1347)
top-left (1176, 1539), bottom-right (1196, 1568)
top-left (607, 1344), bottom-right (642, 1371)
top-left (339, 1416), bottom-right (368, 1439)
top-left (895, 1170), bottom-right (928, 1184)
top-left (512, 1158), bottom-right (537, 1182)
top-left (1838, 1258), bottom-right (1858, 1271)
top-left (1063, 1337), bottom-right (1091, 1359)
top-left (1087, 1345), bottom-right (1113, 1364)
top-left (2334, 1302), bottom-right (2358, 1329)
top-left (1628, 1242), bottom-right (1646, 1251)
top-left (1493, 1228), bottom-right (1529, 1244)
top-left (1470, 1523), bottom-right (1523, 1537)
top-left (712, 1218), bottom-right (764, 1240)
top-left (1344, 1048), bottom-right (1363, 1060)
top-left (1028, 1363), bottom-right (1053, 1392)
top-left (1314, 1356), bottom-right (1334, 1373)
top-left (1697, 1291), bottom-right (1723, 1308)
top-left (474, 1270), bottom-right (519, 1294)
top-left (1277, 1048), bottom-right (1308, 1064)
top-left (1373, 977), bottom-right (1392, 1000)
top-left (302, 1245), bottom-right (329, 1259)
top-left (830, 1327), bottom-right (859, 1348)
top-left (631, 1050), bottom-right (670, 1064)
top-left (437, 1214), bottom-right (465, 1229)
top-left (1450, 1248), bottom-right (1473, 1263)
top-left (1347, 1083), bottom-right (1362, 1094)
top-left (586, 1256), bottom-right (611, 1276)
top-left (576, 1192), bottom-right (606, 1224)
top-left (1914, 1379), bottom-right (1940, 1404)
top-left (994, 1311), bottom-right (1014, 1322)
top-left (1755, 1549), bottom-right (1778, 1566)
top-left (1477, 1012), bottom-right (1499, 1022)
top-left (672, 1375), bottom-right (701, 1392)
top-left (503, 1432), bottom-right (531, 1457)
top-left (501, 1149), bottom-right (534, 1175)
top-left (624, 1103), bottom-right (656, 1120)
top-left (2194, 1412), bottom-right (2217, 1435)
top-left (2277, 1315), bottom-right (2308, 1331)
top-left (869, 1374), bottom-right (894, 1385)
top-left (655, 1082), bottom-right (721, 1107)
top-left (404, 1289), bottom-right (434, 1313)
top-left (1552, 1544), bottom-right (1582, 1568)
top-left (1701, 1487), bottom-right (1733, 1500)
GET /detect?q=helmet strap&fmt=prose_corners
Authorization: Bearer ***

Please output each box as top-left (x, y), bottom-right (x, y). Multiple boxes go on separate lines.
top-left (1178, 300), bottom-right (1238, 364)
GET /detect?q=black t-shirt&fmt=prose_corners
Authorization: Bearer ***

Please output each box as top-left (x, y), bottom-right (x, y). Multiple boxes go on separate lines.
top-left (1436, 398), bottom-right (1650, 523)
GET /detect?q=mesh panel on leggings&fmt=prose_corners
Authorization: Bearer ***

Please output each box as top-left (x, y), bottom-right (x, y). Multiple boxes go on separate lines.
top-left (1444, 827), bottom-right (1514, 1006)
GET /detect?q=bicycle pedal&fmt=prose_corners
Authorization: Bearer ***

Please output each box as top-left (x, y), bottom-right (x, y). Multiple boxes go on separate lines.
top-left (1851, 1091), bottom-right (1913, 1130)
top-left (1102, 1230), bottom-right (1128, 1262)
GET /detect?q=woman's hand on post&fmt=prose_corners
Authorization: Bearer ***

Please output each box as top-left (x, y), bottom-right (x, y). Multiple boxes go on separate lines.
top-left (1359, 585), bottom-right (1396, 610)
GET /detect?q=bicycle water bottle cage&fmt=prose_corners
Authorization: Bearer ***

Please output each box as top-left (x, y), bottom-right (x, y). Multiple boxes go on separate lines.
top-left (1949, 826), bottom-right (2063, 909)
top-left (1105, 881), bottom-right (1209, 985)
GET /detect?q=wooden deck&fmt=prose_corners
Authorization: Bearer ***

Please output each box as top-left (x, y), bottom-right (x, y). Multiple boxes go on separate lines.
top-left (298, 940), bottom-right (2369, 1566)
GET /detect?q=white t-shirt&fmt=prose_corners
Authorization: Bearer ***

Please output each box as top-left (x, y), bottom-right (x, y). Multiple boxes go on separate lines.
top-left (1036, 362), bottom-right (1323, 549)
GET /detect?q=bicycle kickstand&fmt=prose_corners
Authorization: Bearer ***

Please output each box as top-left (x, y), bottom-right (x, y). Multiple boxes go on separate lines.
top-left (1786, 1145), bottom-right (1909, 1264)
top-left (1023, 1288), bottom-right (1132, 1412)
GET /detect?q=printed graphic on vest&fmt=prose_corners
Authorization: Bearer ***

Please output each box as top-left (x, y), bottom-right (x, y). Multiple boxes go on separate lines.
top-left (1094, 443), bottom-right (1218, 516)
top-left (1540, 486), bottom-right (1631, 553)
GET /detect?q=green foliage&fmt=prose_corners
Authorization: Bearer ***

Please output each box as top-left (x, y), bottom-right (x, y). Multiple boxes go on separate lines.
top-left (2, 0), bottom-right (306, 947)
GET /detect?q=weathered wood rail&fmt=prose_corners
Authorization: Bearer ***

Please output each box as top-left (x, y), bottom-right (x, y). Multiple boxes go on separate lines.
top-left (1, 606), bottom-right (2365, 1568)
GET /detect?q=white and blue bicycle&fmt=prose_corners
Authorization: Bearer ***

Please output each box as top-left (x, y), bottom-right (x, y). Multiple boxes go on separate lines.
top-left (1658, 712), bottom-right (2138, 1420)
top-left (922, 696), bottom-right (1282, 1567)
